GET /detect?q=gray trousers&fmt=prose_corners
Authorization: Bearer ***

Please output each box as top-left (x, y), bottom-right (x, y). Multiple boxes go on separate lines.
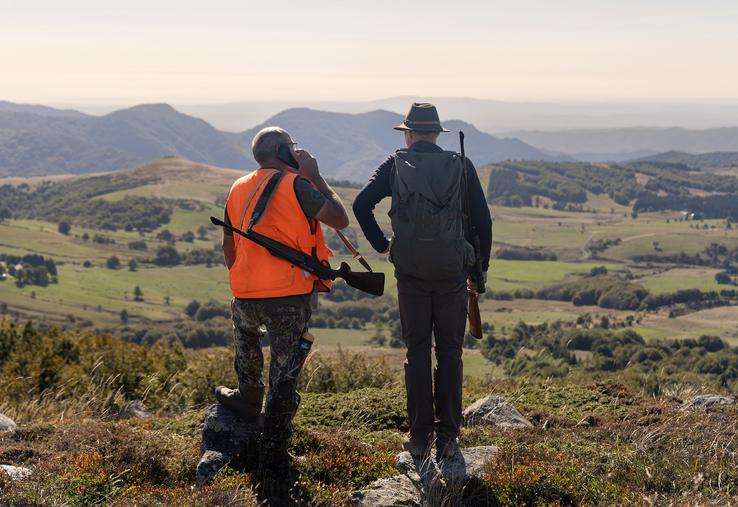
top-left (397, 276), bottom-right (467, 443)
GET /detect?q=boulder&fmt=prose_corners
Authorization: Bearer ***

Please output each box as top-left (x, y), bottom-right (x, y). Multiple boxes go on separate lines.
top-left (118, 400), bottom-right (152, 419)
top-left (397, 446), bottom-right (497, 486)
top-left (196, 404), bottom-right (262, 486)
top-left (348, 474), bottom-right (422, 507)
top-left (0, 413), bottom-right (17, 433)
top-left (438, 445), bottom-right (497, 484)
top-left (463, 396), bottom-right (533, 428)
top-left (396, 451), bottom-right (443, 497)
top-left (0, 464), bottom-right (32, 480)
top-left (682, 394), bottom-right (735, 410)
top-left (386, 446), bottom-right (497, 505)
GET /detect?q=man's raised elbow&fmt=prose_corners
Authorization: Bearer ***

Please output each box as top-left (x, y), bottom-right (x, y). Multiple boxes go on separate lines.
top-left (335, 214), bottom-right (350, 231)
top-left (351, 197), bottom-right (362, 217)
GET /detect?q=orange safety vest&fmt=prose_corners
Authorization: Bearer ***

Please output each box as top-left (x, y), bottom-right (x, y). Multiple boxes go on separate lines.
top-left (225, 168), bottom-right (333, 299)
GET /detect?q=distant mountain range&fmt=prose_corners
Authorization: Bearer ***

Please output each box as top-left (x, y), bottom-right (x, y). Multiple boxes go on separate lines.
top-left (173, 98), bottom-right (738, 133)
top-left (0, 100), bottom-right (86, 118)
top-left (507, 127), bottom-right (738, 162)
top-left (633, 150), bottom-right (738, 169)
top-left (0, 102), bottom-right (559, 180)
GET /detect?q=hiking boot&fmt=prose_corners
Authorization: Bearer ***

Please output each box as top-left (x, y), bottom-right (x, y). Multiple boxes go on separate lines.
top-left (214, 384), bottom-right (264, 422)
top-left (402, 434), bottom-right (433, 458)
top-left (436, 437), bottom-right (461, 461)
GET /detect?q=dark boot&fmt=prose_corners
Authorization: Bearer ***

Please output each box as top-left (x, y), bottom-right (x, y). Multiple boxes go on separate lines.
top-left (436, 435), bottom-right (461, 462)
top-left (256, 439), bottom-right (295, 504)
top-left (402, 433), bottom-right (433, 458)
top-left (214, 384), bottom-right (264, 422)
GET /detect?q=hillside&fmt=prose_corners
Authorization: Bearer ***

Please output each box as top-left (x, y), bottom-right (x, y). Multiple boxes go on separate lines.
top-left (0, 101), bottom-right (87, 118)
top-left (508, 127), bottom-right (738, 161)
top-left (238, 109), bottom-right (564, 181)
top-left (0, 321), bottom-right (737, 505)
top-left (6, 157), bottom-right (738, 347)
top-left (634, 150), bottom-right (738, 169)
top-left (0, 102), bottom-right (556, 180)
top-left (2, 158), bottom-right (738, 503)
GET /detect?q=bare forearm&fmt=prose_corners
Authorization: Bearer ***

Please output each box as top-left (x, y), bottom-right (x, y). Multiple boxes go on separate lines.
top-left (313, 176), bottom-right (350, 229)
top-left (222, 236), bottom-right (236, 269)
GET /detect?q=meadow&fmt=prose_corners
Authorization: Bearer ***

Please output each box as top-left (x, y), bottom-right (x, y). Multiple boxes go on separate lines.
top-left (3, 157), bottom-right (738, 364)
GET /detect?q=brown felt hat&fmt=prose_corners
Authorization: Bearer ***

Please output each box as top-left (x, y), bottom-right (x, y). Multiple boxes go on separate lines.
top-left (393, 102), bottom-right (449, 133)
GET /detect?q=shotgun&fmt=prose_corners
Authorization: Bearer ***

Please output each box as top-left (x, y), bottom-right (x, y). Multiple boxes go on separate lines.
top-left (211, 216), bottom-right (385, 297)
top-left (460, 131), bottom-right (485, 339)
top-left (335, 230), bottom-right (373, 272)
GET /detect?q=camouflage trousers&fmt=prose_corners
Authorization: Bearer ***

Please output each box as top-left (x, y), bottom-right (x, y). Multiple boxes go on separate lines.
top-left (231, 298), bottom-right (312, 444)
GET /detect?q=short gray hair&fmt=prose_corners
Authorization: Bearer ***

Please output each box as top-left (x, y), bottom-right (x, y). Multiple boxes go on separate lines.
top-left (252, 127), bottom-right (290, 166)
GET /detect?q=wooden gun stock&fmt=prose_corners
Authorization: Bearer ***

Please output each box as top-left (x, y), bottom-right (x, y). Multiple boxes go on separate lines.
top-left (467, 290), bottom-right (482, 339)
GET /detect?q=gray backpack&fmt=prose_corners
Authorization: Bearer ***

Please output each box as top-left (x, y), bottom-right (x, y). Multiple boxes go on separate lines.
top-left (389, 149), bottom-right (476, 280)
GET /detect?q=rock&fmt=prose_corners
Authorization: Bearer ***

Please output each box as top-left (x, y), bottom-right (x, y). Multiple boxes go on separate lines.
top-left (0, 464), bottom-right (32, 480)
top-left (390, 446), bottom-right (498, 505)
top-left (196, 450), bottom-right (229, 487)
top-left (196, 404), bottom-right (262, 486)
top-left (463, 396), bottom-right (533, 428)
top-left (348, 474), bottom-right (421, 507)
top-left (0, 413), bottom-right (17, 433)
top-left (683, 394), bottom-right (736, 410)
top-left (438, 445), bottom-right (497, 484)
top-left (118, 400), bottom-right (152, 419)
top-left (396, 451), bottom-right (443, 497)
top-left (397, 446), bottom-right (497, 485)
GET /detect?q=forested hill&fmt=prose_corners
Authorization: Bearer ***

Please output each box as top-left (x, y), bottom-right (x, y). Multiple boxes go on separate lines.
top-left (487, 160), bottom-right (738, 219)
top-left (0, 102), bottom-right (556, 180)
top-left (634, 150), bottom-right (738, 169)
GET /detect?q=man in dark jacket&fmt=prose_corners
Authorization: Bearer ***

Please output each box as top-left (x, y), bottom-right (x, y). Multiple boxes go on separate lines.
top-left (353, 103), bottom-right (492, 460)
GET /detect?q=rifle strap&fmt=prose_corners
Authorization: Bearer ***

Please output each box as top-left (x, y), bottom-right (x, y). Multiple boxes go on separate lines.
top-left (247, 171), bottom-right (284, 231)
top-left (235, 169), bottom-right (279, 246)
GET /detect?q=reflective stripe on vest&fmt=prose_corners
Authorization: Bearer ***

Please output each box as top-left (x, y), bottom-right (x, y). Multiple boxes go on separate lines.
top-left (225, 168), bottom-right (333, 299)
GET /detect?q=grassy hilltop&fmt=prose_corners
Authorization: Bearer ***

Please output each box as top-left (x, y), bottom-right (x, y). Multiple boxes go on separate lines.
top-left (0, 321), bottom-right (736, 505)
top-left (1, 157), bottom-right (738, 504)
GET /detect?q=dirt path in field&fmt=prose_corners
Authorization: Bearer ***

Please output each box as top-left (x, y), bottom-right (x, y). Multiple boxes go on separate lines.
top-left (581, 232), bottom-right (597, 260)
top-left (621, 232), bottom-right (657, 242)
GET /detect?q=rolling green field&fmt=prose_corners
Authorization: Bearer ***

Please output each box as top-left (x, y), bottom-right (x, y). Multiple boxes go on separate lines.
top-left (639, 267), bottom-right (724, 294)
top-left (4, 157), bottom-right (738, 372)
top-left (486, 259), bottom-right (621, 291)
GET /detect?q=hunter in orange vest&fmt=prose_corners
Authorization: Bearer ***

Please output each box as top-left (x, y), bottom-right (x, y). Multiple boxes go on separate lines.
top-left (215, 127), bottom-right (349, 498)
top-left (225, 167), bottom-right (334, 298)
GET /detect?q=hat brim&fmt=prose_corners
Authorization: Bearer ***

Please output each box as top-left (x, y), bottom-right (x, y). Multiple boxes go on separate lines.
top-left (393, 122), bottom-right (449, 133)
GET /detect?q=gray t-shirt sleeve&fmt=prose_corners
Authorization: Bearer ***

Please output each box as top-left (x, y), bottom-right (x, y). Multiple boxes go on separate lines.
top-left (294, 176), bottom-right (327, 219)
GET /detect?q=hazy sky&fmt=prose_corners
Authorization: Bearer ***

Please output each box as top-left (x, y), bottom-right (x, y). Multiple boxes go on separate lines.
top-left (2, 0), bottom-right (738, 105)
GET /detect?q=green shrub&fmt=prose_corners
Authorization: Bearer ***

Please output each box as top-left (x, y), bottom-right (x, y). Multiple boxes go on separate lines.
top-left (297, 388), bottom-right (407, 431)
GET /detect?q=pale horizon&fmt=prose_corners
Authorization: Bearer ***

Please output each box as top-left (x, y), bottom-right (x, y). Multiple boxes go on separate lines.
top-left (2, 0), bottom-right (738, 105)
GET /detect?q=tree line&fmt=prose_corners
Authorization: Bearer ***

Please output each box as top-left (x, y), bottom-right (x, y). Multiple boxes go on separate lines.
top-left (480, 320), bottom-right (738, 390)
